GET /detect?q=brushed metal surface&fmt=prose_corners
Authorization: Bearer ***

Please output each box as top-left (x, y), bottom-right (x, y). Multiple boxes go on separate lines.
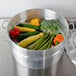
top-left (14, 52), bottom-right (76, 76)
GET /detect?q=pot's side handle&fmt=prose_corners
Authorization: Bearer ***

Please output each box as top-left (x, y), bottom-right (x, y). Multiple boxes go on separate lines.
top-left (68, 22), bottom-right (75, 35)
top-left (2, 20), bottom-right (9, 29)
top-left (69, 22), bottom-right (75, 29)
top-left (1, 20), bottom-right (9, 42)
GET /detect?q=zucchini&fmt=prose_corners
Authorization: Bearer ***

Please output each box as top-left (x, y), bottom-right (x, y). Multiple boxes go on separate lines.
top-left (17, 31), bottom-right (39, 41)
top-left (18, 32), bottom-right (44, 48)
top-left (17, 23), bottom-right (40, 30)
top-left (15, 26), bottom-right (36, 32)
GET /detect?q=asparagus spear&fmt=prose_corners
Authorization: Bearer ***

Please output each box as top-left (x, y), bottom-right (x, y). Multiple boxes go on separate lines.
top-left (33, 34), bottom-right (48, 50)
top-left (36, 34), bottom-right (50, 50)
top-left (27, 35), bottom-right (45, 49)
top-left (39, 38), bottom-right (50, 50)
top-left (47, 35), bottom-right (55, 49)
top-left (33, 33), bottom-right (50, 50)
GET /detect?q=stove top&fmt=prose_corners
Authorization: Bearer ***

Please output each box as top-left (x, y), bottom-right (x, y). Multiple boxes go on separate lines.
top-left (0, 18), bottom-right (76, 76)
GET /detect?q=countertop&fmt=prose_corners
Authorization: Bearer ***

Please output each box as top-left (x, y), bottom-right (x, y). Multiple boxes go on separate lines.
top-left (0, 19), bottom-right (76, 76)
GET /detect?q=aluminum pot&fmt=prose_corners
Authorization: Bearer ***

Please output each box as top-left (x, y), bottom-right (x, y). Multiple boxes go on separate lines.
top-left (6, 9), bottom-right (69, 76)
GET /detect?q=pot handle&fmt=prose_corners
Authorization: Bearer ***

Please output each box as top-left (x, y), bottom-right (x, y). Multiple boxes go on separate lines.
top-left (1, 20), bottom-right (9, 41)
top-left (69, 22), bottom-right (75, 28)
top-left (69, 22), bottom-right (75, 30)
top-left (68, 22), bottom-right (75, 35)
top-left (2, 20), bottom-right (9, 29)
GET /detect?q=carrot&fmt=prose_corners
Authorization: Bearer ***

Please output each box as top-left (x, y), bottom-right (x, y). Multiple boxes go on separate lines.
top-left (53, 34), bottom-right (64, 45)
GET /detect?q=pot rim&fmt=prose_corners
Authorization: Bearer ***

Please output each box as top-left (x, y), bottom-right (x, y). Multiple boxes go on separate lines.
top-left (6, 8), bottom-right (69, 53)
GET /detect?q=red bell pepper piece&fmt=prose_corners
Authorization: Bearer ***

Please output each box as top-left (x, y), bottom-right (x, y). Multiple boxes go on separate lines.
top-left (10, 27), bottom-right (20, 38)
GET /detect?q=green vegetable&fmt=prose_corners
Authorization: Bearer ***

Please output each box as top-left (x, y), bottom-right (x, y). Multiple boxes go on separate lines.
top-left (56, 41), bottom-right (59, 45)
top-left (27, 33), bottom-right (55, 50)
top-left (17, 31), bottom-right (39, 41)
top-left (27, 33), bottom-right (49, 50)
top-left (27, 35), bottom-right (45, 49)
top-left (34, 34), bottom-right (50, 50)
top-left (17, 23), bottom-right (40, 30)
top-left (47, 35), bottom-right (55, 49)
top-left (18, 32), bottom-right (44, 48)
top-left (47, 41), bottom-right (51, 49)
top-left (40, 20), bottom-right (61, 35)
top-left (39, 35), bottom-right (55, 50)
top-left (39, 39), bottom-right (50, 50)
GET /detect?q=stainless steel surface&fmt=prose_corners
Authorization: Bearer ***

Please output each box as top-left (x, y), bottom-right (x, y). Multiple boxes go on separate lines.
top-left (66, 19), bottom-right (76, 66)
top-left (15, 53), bottom-right (76, 76)
top-left (6, 9), bottom-right (69, 70)
top-left (15, 58), bottom-right (58, 76)
top-left (0, 18), bottom-right (76, 76)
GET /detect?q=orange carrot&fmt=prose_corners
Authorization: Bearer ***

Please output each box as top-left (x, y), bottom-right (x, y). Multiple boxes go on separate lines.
top-left (53, 34), bottom-right (64, 45)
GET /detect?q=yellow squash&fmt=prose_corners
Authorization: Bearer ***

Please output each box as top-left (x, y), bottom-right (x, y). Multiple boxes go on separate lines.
top-left (15, 26), bottom-right (36, 32)
top-left (18, 32), bottom-right (44, 48)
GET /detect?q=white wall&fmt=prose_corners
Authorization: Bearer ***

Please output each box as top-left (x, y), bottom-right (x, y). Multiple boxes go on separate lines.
top-left (0, 0), bottom-right (76, 18)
